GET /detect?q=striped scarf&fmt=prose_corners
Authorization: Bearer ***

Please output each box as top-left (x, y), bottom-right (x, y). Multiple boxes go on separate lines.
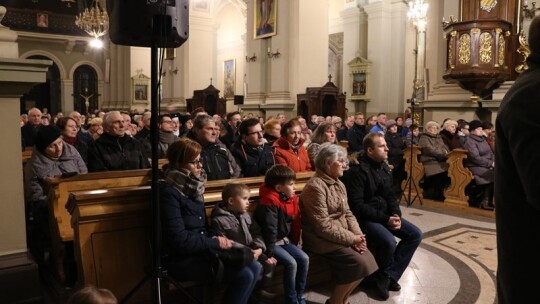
top-left (164, 167), bottom-right (206, 202)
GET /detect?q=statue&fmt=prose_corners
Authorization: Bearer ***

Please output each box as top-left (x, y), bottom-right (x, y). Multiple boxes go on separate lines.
top-left (80, 88), bottom-right (93, 114)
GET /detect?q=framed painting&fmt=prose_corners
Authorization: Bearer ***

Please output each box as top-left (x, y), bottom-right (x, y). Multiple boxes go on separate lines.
top-left (135, 84), bottom-right (148, 101)
top-left (254, 0), bottom-right (277, 39)
top-left (37, 13), bottom-right (48, 28)
top-left (352, 72), bottom-right (367, 96)
top-left (223, 59), bottom-right (235, 98)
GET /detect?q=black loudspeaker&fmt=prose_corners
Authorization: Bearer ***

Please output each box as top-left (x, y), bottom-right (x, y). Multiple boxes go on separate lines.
top-left (234, 95), bottom-right (244, 105)
top-left (107, 0), bottom-right (189, 48)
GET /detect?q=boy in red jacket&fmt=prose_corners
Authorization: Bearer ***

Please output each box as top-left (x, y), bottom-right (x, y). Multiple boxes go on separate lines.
top-left (254, 164), bottom-right (309, 304)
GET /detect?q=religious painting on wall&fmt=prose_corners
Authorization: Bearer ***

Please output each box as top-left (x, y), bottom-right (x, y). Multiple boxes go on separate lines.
top-left (37, 13), bottom-right (48, 28)
top-left (223, 59), bottom-right (235, 98)
top-left (352, 72), bottom-right (367, 96)
top-left (254, 0), bottom-right (277, 39)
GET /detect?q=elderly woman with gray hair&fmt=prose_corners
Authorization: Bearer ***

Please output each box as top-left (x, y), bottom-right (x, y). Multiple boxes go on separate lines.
top-left (439, 119), bottom-right (462, 150)
top-left (418, 120), bottom-right (450, 201)
top-left (300, 143), bottom-right (378, 304)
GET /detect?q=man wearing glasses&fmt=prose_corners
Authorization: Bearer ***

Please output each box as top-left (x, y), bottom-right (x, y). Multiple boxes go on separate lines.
top-left (231, 118), bottom-right (276, 177)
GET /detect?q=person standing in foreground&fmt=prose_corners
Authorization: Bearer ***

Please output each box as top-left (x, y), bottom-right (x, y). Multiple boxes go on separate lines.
top-left (495, 15), bottom-right (540, 304)
top-left (341, 133), bottom-right (422, 300)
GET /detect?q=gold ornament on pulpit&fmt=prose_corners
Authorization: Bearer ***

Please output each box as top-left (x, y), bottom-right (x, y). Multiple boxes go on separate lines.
top-left (480, 0), bottom-right (498, 12)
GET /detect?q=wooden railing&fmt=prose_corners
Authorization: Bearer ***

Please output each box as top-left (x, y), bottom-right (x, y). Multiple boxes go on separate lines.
top-left (66, 172), bottom-right (324, 301)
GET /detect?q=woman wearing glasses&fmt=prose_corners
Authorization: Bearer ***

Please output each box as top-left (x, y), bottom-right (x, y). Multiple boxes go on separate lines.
top-left (273, 118), bottom-right (312, 173)
top-left (160, 137), bottom-right (261, 303)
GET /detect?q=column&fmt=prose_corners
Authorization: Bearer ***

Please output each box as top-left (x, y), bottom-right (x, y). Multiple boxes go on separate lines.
top-left (363, 0), bottom-right (408, 115)
top-left (341, 6), bottom-right (364, 112)
top-left (0, 6), bottom-right (50, 301)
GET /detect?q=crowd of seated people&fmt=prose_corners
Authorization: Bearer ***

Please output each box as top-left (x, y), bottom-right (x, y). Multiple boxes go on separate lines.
top-left (20, 105), bottom-right (499, 302)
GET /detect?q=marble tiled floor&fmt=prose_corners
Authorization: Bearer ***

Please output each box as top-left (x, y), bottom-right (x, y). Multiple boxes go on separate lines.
top-left (303, 203), bottom-right (496, 304)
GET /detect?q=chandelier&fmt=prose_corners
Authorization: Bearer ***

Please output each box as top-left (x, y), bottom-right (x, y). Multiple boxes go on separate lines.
top-left (407, 0), bottom-right (429, 32)
top-left (75, 0), bottom-right (109, 39)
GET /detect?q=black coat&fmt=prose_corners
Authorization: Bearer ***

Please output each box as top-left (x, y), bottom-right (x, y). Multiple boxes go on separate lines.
top-left (341, 156), bottom-right (401, 225)
top-left (495, 53), bottom-right (540, 304)
top-left (385, 131), bottom-right (406, 169)
top-left (87, 133), bottom-right (150, 172)
top-left (21, 123), bottom-right (42, 148)
top-left (346, 124), bottom-right (367, 153)
top-left (230, 141), bottom-right (275, 177)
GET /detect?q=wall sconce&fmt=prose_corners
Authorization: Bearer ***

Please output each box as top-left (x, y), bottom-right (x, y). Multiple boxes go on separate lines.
top-left (169, 66), bottom-right (178, 74)
top-left (267, 48), bottom-right (281, 59)
top-left (245, 53), bottom-right (257, 62)
top-left (523, 1), bottom-right (540, 19)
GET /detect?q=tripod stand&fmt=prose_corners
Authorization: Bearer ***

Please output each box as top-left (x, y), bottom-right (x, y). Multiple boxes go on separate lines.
top-left (118, 4), bottom-right (194, 303)
top-left (400, 97), bottom-right (423, 207)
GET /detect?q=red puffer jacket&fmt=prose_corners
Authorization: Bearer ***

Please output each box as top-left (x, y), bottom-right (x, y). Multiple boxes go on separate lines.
top-left (273, 137), bottom-right (312, 173)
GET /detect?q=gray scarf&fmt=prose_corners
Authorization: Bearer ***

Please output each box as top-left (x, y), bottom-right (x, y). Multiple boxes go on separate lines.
top-left (164, 167), bottom-right (206, 202)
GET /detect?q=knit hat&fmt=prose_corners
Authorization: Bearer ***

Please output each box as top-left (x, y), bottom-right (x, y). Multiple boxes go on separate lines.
top-left (469, 120), bottom-right (483, 131)
top-left (386, 119), bottom-right (397, 128)
top-left (35, 125), bottom-right (62, 153)
top-left (179, 114), bottom-right (191, 125)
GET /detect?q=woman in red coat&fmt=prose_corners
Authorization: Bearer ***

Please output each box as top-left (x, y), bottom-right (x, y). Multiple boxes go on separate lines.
top-left (273, 118), bottom-right (312, 172)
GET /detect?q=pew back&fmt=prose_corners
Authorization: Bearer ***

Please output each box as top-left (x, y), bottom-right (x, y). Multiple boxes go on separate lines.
top-left (67, 172), bottom-right (318, 301)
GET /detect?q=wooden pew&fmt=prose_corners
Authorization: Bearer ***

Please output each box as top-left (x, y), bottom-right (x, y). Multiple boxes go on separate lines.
top-left (44, 169), bottom-right (153, 282)
top-left (66, 172), bottom-right (324, 302)
top-left (401, 146), bottom-right (493, 216)
top-left (443, 149), bottom-right (474, 207)
top-left (401, 145), bottom-right (424, 201)
top-left (22, 147), bottom-right (33, 167)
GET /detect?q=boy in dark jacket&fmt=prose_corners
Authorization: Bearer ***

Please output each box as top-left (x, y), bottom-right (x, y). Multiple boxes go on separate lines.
top-left (211, 183), bottom-right (277, 298)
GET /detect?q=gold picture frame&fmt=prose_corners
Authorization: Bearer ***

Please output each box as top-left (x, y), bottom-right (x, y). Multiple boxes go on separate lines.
top-left (223, 59), bottom-right (235, 98)
top-left (254, 0), bottom-right (277, 39)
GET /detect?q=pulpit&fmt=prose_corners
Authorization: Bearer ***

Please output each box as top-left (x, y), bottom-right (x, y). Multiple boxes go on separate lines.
top-left (296, 80), bottom-right (346, 120)
top-left (186, 84), bottom-right (226, 116)
top-left (442, 0), bottom-right (520, 99)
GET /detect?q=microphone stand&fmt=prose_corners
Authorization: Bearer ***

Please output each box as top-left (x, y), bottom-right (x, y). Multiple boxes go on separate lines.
top-left (401, 95), bottom-right (423, 207)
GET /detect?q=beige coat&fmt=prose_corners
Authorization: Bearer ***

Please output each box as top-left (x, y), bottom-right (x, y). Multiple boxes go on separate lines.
top-left (299, 170), bottom-right (362, 254)
top-left (419, 133), bottom-right (449, 177)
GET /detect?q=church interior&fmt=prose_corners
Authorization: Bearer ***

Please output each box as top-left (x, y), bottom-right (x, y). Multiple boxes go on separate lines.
top-left (0, 0), bottom-right (530, 303)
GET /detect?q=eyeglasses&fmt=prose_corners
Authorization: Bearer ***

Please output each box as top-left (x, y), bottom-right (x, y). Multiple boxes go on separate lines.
top-left (247, 130), bottom-right (264, 136)
top-left (188, 159), bottom-right (203, 166)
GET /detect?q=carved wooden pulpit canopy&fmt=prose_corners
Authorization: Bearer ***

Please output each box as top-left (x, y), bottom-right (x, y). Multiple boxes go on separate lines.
top-left (297, 77), bottom-right (346, 120)
top-left (443, 0), bottom-right (521, 99)
top-left (186, 82), bottom-right (226, 116)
